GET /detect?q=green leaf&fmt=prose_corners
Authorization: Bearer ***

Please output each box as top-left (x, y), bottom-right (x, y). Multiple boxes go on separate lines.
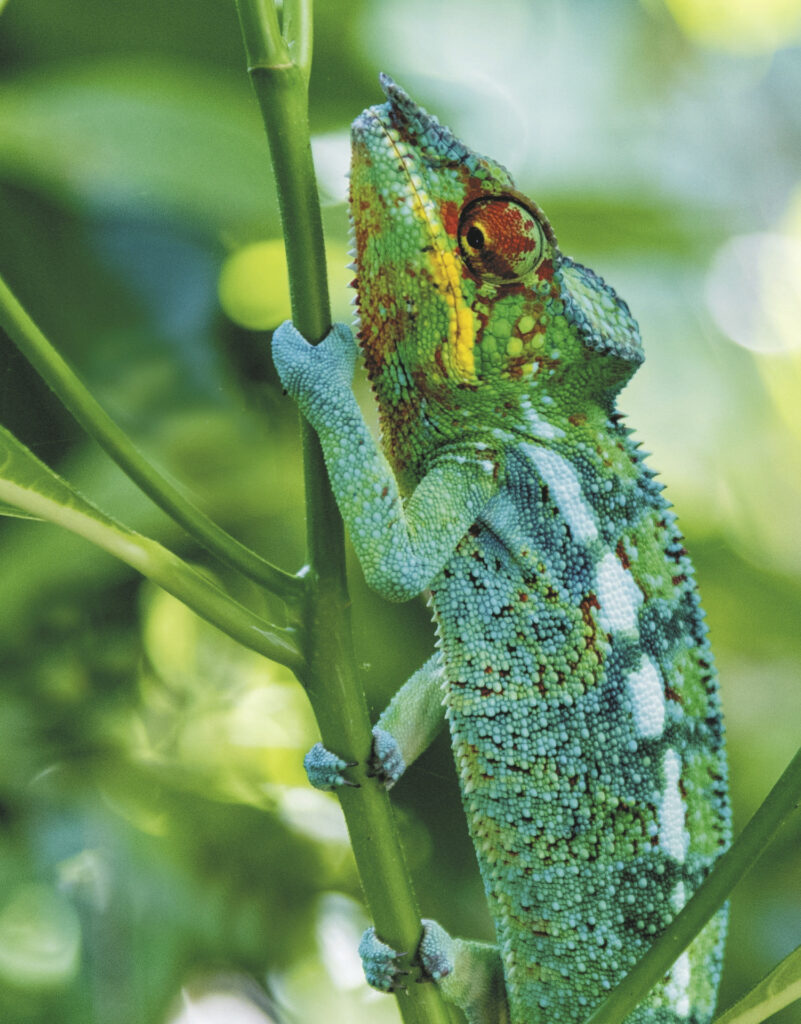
top-left (0, 502), bottom-right (41, 520)
top-left (0, 423), bottom-right (304, 673)
top-left (714, 942), bottom-right (801, 1024)
top-left (0, 59), bottom-right (281, 238)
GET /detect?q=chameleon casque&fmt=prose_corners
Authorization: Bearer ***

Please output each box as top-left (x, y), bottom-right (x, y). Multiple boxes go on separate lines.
top-left (272, 75), bottom-right (731, 1024)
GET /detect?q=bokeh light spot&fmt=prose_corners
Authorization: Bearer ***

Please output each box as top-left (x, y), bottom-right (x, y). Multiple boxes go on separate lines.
top-left (219, 240), bottom-right (354, 330)
top-left (705, 232), bottom-right (801, 355)
top-left (218, 240), bottom-right (291, 331)
top-left (0, 885), bottom-right (81, 989)
top-left (662, 0), bottom-right (801, 53)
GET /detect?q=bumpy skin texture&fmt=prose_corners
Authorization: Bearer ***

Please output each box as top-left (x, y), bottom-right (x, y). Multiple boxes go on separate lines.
top-left (274, 77), bottom-right (731, 1024)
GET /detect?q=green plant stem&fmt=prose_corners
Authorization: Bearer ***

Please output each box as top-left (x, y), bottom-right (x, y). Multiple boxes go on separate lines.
top-left (584, 743), bottom-right (801, 1024)
top-left (282, 0), bottom-right (312, 79)
top-left (235, 3), bottom-right (452, 1022)
top-left (713, 941), bottom-right (801, 1024)
top-left (0, 273), bottom-right (302, 601)
top-left (0, 475), bottom-right (304, 674)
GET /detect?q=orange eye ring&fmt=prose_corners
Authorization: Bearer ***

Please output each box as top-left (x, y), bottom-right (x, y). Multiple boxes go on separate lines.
top-left (458, 197), bottom-right (546, 281)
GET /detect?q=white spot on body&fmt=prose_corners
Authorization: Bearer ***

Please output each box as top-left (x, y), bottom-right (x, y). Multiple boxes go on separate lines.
top-left (523, 444), bottom-right (598, 543)
top-left (626, 656), bottom-right (666, 738)
top-left (520, 400), bottom-right (565, 441)
top-left (659, 748), bottom-right (689, 862)
top-left (596, 552), bottom-right (643, 632)
top-left (664, 951), bottom-right (692, 1017)
top-left (670, 881), bottom-right (687, 913)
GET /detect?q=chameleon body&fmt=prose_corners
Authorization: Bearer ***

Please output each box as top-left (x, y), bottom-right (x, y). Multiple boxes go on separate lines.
top-left (272, 76), bottom-right (731, 1024)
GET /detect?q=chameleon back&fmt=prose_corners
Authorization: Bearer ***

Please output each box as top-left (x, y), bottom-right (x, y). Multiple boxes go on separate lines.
top-left (433, 438), bottom-right (729, 1022)
top-left (350, 78), bottom-right (731, 1022)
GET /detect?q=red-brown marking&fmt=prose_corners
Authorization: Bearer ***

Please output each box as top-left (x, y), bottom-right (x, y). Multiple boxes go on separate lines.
top-left (441, 200), bottom-right (459, 237)
top-left (537, 260), bottom-right (555, 282)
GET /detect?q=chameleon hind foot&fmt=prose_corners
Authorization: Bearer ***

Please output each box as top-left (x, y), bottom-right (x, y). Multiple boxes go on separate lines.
top-left (357, 920), bottom-right (459, 994)
top-left (368, 727), bottom-right (406, 788)
top-left (357, 920), bottom-right (455, 993)
top-left (358, 926), bottom-right (409, 992)
top-left (419, 920), bottom-right (507, 1024)
top-left (302, 743), bottom-right (357, 791)
top-left (360, 919), bottom-right (506, 1024)
top-left (303, 727), bottom-right (406, 792)
top-left (417, 918), bottom-right (455, 981)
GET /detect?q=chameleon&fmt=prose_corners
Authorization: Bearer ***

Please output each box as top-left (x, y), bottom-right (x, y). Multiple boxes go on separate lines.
top-left (272, 75), bottom-right (731, 1024)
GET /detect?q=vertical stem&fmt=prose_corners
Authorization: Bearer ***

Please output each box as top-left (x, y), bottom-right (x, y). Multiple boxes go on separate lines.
top-left (235, 4), bottom-right (451, 1021)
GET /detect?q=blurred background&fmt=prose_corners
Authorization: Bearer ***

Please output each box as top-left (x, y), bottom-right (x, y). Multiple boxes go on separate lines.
top-left (0, 0), bottom-right (799, 1021)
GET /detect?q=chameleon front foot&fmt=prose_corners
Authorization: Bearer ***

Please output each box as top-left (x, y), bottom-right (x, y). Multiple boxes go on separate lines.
top-left (358, 926), bottom-right (409, 992)
top-left (271, 321), bottom-right (357, 403)
top-left (302, 742), bottom-right (358, 791)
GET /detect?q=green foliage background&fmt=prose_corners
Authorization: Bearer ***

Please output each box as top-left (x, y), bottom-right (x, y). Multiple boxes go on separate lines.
top-left (0, 1), bottom-right (800, 1021)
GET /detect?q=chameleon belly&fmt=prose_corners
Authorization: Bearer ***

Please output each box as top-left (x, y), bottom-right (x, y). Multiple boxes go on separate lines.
top-left (431, 437), bottom-right (730, 1023)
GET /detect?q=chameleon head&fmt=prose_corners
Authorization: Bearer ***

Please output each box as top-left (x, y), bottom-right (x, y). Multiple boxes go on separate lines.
top-left (350, 76), bottom-right (644, 475)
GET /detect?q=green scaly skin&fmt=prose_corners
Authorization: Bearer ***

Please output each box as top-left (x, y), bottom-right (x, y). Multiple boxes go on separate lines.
top-left (273, 76), bottom-right (731, 1024)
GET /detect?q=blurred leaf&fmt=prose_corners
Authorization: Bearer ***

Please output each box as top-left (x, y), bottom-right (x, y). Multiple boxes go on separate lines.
top-left (0, 423), bottom-right (302, 674)
top-left (541, 193), bottom-right (730, 263)
top-left (0, 60), bottom-right (280, 238)
top-left (0, 0), bottom-right (245, 68)
top-left (134, 582), bottom-right (318, 806)
top-left (165, 976), bottom-right (283, 1024)
top-left (219, 240), bottom-right (292, 331)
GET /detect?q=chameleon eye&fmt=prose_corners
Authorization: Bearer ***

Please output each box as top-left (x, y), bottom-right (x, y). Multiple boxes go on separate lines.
top-left (466, 225), bottom-right (485, 250)
top-left (458, 197), bottom-right (545, 281)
